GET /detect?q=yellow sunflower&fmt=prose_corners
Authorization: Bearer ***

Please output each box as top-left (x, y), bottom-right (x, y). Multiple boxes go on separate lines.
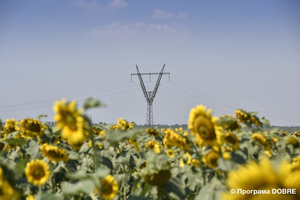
top-left (166, 149), bottom-right (175, 158)
top-left (111, 118), bottom-right (133, 130)
top-left (180, 152), bottom-right (192, 167)
top-left (0, 167), bottom-right (19, 200)
top-left (145, 128), bottom-right (160, 137)
top-left (25, 159), bottom-right (51, 186)
top-left (252, 133), bottom-right (271, 151)
top-left (40, 143), bottom-right (69, 162)
top-left (203, 149), bottom-right (220, 168)
top-left (4, 118), bottom-right (19, 133)
top-left (222, 158), bottom-right (300, 200)
top-left (223, 132), bottom-right (239, 150)
top-left (101, 175), bottom-right (119, 200)
top-left (188, 105), bottom-right (222, 147)
top-left (20, 118), bottom-right (45, 139)
top-left (146, 141), bottom-right (161, 154)
top-left (26, 194), bottom-right (35, 200)
top-left (53, 98), bottom-right (86, 146)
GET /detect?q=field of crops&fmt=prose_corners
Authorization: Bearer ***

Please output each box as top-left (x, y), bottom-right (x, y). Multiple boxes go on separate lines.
top-left (1, 97), bottom-right (300, 200)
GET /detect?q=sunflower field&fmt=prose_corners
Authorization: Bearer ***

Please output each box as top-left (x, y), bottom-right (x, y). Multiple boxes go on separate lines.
top-left (1, 97), bottom-right (300, 200)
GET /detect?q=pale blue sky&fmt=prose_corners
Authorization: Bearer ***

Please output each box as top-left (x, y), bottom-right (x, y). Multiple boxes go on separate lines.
top-left (0, 0), bottom-right (299, 126)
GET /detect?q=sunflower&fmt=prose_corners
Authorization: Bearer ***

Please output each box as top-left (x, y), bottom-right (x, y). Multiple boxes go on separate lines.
top-left (145, 128), bottom-right (160, 137)
top-left (0, 167), bottom-right (19, 200)
top-left (166, 149), bottom-right (175, 158)
top-left (252, 133), bottom-right (271, 151)
top-left (222, 158), bottom-right (300, 200)
top-left (20, 118), bottom-right (45, 139)
top-left (53, 98), bottom-right (86, 146)
top-left (25, 159), bottom-right (51, 186)
top-left (286, 136), bottom-right (299, 148)
top-left (203, 149), bottom-right (220, 168)
top-left (190, 158), bottom-right (201, 167)
top-left (26, 194), bottom-right (35, 200)
top-left (4, 118), bottom-right (19, 133)
top-left (111, 118), bottom-right (133, 130)
top-left (146, 141), bottom-right (161, 154)
top-left (163, 128), bottom-right (190, 151)
top-left (234, 109), bottom-right (249, 123)
top-left (223, 132), bottom-right (239, 150)
top-left (101, 175), bottom-right (119, 200)
top-left (141, 168), bottom-right (171, 187)
top-left (40, 143), bottom-right (69, 162)
top-left (180, 152), bottom-right (191, 167)
top-left (188, 105), bottom-right (222, 147)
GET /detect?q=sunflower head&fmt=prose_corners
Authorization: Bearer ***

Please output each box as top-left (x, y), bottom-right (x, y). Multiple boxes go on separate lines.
top-left (188, 105), bottom-right (222, 147)
top-left (141, 168), bottom-right (171, 186)
top-left (166, 149), bottom-right (175, 158)
top-left (4, 118), bottom-right (19, 133)
top-left (222, 158), bottom-right (300, 200)
top-left (286, 136), bottom-right (299, 149)
top-left (53, 99), bottom-right (86, 146)
top-left (252, 133), bottom-right (271, 150)
top-left (20, 118), bottom-right (45, 139)
top-left (100, 175), bottom-right (119, 200)
top-left (235, 109), bottom-right (249, 123)
top-left (223, 132), bottom-right (239, 150)
top-left (203, 149), bottom-right (220, 168)
top-left (145, 128), bottom-right (160, 137)
top-left (25, 159), bottom-right (51, 186)
top-left (180, 152), bottom-right (192, 167)
top-left (111, 118), bottom-right (133, 130)
top-left (40, 143), bottom-right (69, 162)
top-left (0, 167), bottom-right (19, 200)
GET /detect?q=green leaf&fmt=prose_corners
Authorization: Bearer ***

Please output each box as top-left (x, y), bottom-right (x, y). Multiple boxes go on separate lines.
top-left (5, 138), bottom-right (26, 146)
top-left (66, 170), bottom-right (89, 180)
top-left (37, 114), bottom-right (48, 120)
top-left (106, 129), bottom-right (142, 144)
top-left (195, 177), bottom-right (225, 200)
top-left (83, 97), bottom-right (106, 110)
top-left (62, 179), bottom-right (95, 195)
top-left (39, 193), bottom-right (63, 200)
top-left (261, 117), bottom-right (270, 127)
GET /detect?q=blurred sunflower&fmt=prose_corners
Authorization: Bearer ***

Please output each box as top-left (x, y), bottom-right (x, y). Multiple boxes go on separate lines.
top-left (166, 149), bottom-right (175, 158)
top-left (235, 109), bottom-right (249, 123)
top-left (53, 98), bottom-right (86, 146)
top-left (40, 143), bottom-right (69, 162)
top-left (222, 158), bottom-right (300, 200)
top-left (101, 175), bottom-right (119, 200)
top-left (111, 118), bottom-right (133, 130)
top-left (188, 105), bottom-right (222, 147)
top-left (25, 159), bottom-right (51, 186)
top-left (0, 167), bottom-right (19, 200)
top-left (180, 152), bottom-right (191, 167)
top-left (145, 128), bottom-right (160, 137)
top-left (20, 118), bottom-right (45, 139)
top-left (223, 132), bottom-right (239, 150)
top-left (190, 158), bottom-right (201, 167)
top-left (286, 136), bottom-right (299, 148)
top-left (146, 140), bottom-right (161, 154)
top-left (252, 133), bottom-right (271, 151)
top-left (203, 149), bottom-right (220, 168)
top-left (163, 128), bottom-right (190, 151)
top-left (26, 194), bottom-right (35, 200)
top-left (4, 118), bottom-right (19, 133)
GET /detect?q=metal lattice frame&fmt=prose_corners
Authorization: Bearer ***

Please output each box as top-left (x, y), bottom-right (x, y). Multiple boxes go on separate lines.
top-left (131, 64), bottom-right (169, 126)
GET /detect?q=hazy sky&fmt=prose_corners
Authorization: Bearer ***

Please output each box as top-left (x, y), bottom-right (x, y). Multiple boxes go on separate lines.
top-left (0, 0), bottom-right (299, 126)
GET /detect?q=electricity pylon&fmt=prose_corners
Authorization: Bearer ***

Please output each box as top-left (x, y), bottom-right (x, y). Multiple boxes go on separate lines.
top-left (131, 64), bottom-right (170, 127)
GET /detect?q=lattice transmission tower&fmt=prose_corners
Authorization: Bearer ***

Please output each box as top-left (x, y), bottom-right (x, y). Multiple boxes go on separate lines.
top-left (131, 64), bottom-right (170, 127)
